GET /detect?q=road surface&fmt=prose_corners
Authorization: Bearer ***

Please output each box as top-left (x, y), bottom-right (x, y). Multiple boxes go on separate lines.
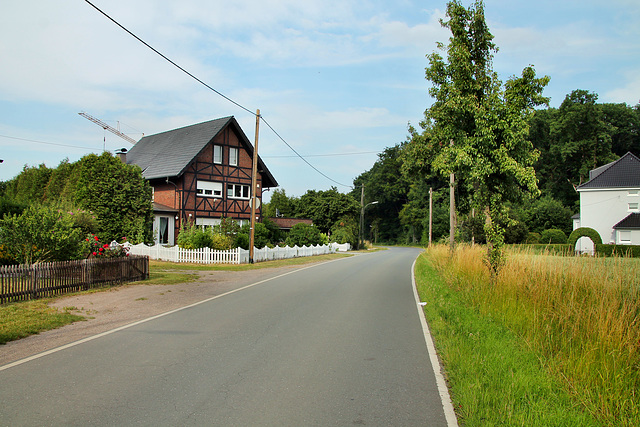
top-left (0, 247), bottom-right (452, 426)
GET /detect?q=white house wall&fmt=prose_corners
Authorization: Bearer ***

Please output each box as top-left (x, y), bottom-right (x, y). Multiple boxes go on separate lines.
top-left (579, 187), bottom-right (640, 252)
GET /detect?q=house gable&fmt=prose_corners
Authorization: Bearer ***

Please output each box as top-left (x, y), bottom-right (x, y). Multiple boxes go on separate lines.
top-left (126, 116), bottom-right (279, 245)
top-left (577, 152), bottom-right (640, 190)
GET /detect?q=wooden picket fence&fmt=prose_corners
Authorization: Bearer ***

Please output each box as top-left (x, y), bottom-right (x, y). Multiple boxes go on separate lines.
top-left (0, 255), bottom-right (149, 304)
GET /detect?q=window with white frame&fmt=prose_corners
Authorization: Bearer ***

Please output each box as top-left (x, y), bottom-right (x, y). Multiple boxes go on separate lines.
top-left (629, 202), bottom-right (639, 212)
top-left (629, 190), bottom-right (639, 197)
top-left (196, 181), bottom-right (223, 198)
top-left (213, 145), bottom-right (222, 164)
top-left (229, 147), bottom-right (239, 166)
top-left (227, 183), bottom-right (250, 199)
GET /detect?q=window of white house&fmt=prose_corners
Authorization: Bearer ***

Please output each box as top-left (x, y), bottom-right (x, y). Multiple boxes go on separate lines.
top-left (213, 145), bottom-right (222, 164)
top-left (229, 147), bottom-right (239, 166)
top-left (629, 202), bottom-right (639, 212)
top-left (227, 183), bottom-right (250, 199)
top-left (196, 181), bottom-right (223, 198)
top-left (629, 190), bottom-right (639, 197)
top-left (619, 231), bottom-right (632, 244)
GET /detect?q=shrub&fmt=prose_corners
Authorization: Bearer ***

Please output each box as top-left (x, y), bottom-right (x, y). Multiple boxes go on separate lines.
top-left (177, 222), bottom-right (212, 249)
top-left (0, 204), bottom-right (85, 264)
top-left (525, 232), bottom-right (541, 244)
top-left (210, 233), bottom-right (233, 250)
top-left (568, 227), bottom-right (602, 247)
top-left (285, 223), bottom-right (323, 247)
top-left (595, 244), bottom-right (640, 258)
top-left (540, 228), bottom-right (568, 244)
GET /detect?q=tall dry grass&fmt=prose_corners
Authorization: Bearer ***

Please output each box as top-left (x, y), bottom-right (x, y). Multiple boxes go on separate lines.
top-left (428, 244), bottom-right (640, 425)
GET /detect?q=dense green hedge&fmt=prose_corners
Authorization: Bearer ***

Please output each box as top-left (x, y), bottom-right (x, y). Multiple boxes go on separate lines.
top-left (568, 227), bottom-right (602, 247)
top-left (595, 244), bottom-right (640, 258)
top-left (510, 244), bottom-right (573, 256)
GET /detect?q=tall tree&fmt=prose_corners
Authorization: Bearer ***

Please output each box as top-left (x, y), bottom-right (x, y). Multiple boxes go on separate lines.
top-left (422, 0), bottom-right (549, 275)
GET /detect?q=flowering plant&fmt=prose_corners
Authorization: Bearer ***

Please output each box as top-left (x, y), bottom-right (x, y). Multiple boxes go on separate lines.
top-left (85, 234), bottom-right (130, 258)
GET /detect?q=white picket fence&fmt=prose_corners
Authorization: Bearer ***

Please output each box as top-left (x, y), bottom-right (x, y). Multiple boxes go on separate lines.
top-left (125, 242), bottom-right (350, 265)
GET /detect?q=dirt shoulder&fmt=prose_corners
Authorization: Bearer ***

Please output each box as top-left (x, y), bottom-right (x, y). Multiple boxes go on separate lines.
top-left (0, 264), bottom-right (310, 367)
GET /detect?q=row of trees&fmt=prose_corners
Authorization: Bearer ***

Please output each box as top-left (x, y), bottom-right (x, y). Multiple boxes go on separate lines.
top-left (263, 187), bottom-right (361, 248)
top-left (0, 152), bottom-right (153, 264)
top-left (355, 1), bottom-right (638, 266)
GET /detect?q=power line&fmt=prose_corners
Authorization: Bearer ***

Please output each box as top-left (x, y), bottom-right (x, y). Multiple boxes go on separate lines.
top-left (263, 150), bottom-right (381, 159)
top-left (84, 0), bottom-right (352, 188)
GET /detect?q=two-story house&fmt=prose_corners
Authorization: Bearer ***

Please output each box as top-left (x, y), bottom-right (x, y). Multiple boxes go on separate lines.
top-left (575, 152), bottom-right (640, 252)
top-left (123, 116), bottom-right (278, 245)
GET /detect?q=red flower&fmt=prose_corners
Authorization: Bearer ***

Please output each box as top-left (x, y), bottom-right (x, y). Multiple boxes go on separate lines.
top-left (86, 238), bottom-right (90, 242)
top-left (99, 248), bottom-right (104, 252)
top-left (94, 236), bottom-right (99, 241)
top-left (92, 252), bottom-right (97, 256)
top-left (103, 244), bottom-right (109, 248)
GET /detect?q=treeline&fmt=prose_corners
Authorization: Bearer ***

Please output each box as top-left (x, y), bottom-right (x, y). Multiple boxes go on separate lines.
top-left (0, 152), bottom-right (153, 264)
top-left (268, 90), bottom-right (640, 246)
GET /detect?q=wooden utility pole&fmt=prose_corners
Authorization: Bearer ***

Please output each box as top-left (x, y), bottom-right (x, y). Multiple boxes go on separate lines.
top-left (429, 187), bottom-right (433, 247)
top-left (249, 109), bottom-right (260, 264)
top-left (359, 184), bottom-right (365, 250)
top-left (449, 140), bottom-right (456, 253)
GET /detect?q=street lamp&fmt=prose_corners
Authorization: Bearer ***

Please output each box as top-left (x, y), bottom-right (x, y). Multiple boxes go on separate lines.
top-left (359, 200), bottom-right (378, 249)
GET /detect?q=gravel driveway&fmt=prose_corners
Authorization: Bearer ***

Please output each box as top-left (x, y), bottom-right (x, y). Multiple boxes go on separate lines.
top-left (0, 264), bottom-right (313, 367)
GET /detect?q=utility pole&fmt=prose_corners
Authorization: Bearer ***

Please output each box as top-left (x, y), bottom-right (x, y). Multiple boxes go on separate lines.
top-left (449, 140), bottom-right (456, 253)
top-left (359, 184), bottom-right (365, 250)
top-left (249, 109), bottom-right (260, 264)
top-left (429, 187), bottom-right (433, 247)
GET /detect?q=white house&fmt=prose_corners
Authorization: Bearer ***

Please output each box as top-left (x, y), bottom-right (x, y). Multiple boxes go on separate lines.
top-left (575, 152), bottom-right (640, 253)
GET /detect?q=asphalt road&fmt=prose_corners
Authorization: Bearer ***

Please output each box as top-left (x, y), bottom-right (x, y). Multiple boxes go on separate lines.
top-left (0, 247), bottom-right (451, 426)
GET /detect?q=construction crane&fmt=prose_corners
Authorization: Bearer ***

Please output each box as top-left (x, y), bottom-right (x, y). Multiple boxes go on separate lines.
top-left (79, 112), bottom-right (138, 144)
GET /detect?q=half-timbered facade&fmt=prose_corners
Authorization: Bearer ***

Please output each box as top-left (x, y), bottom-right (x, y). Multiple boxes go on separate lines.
top-left (125, 117), bottom-right (278, 245)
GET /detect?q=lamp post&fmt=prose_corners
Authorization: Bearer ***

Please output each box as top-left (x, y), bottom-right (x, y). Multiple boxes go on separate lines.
top-left (359, 200), bottom-right (378, 249)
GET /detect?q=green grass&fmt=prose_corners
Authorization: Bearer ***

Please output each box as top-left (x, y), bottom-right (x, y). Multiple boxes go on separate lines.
top-left (0, 300), bottom-right (84, 345)
top-left (415, 252), bottom-right (601, 425)
top-left (417, 245), bottom-right (640, 426)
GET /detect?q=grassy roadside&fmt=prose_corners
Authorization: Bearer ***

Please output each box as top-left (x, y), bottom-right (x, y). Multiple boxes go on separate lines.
top-left (0, 252), bottom-right (353, 346)
top-left (416, 245), bottom-right (640, 426)
top-left (415, 251), bottom-right (600, 425)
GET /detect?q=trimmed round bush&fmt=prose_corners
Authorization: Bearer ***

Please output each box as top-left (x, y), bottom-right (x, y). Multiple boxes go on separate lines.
top-left (568, 227), bottom-right (602, 247)
top-left (540, 228), bottom-right (568, 244)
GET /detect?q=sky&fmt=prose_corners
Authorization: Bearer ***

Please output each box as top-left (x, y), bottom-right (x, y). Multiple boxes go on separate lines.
top-left (1, 0), bottom-right (639, 201)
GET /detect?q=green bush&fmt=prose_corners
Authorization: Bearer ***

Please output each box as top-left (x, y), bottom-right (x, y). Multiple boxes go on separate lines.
top-left (568, 227), bottom-right (602, 247)
top-left (595, 244), bottom-right (640, 258)
top-left (512, 244), bottom-right (573, 256)
top-left (540, 229), bottom-right (568, 244)
top-left (285, 223), bottom-right (323, 247)
top-left (210, 233), bottom-right (233, 250)
top-left (525, 232), bottom-right (541, 244)
top-left (177, 222), bottom-right (212, 249)
top-left (0, 204), bottom-right (85, 264)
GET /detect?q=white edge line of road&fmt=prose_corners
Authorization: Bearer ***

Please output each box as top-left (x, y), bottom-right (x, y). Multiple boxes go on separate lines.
top-left (411, 257), bottom-right (459, 427)
top-left (0, 257), bottom-right (352, 372)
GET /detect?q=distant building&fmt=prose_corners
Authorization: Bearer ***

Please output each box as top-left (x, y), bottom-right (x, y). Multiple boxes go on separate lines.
top-left (575, 152), bottom-right (640, 252)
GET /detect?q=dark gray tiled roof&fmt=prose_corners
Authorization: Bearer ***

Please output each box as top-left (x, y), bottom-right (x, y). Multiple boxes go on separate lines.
top-left (578, 152), bottom-right (640, 190)
top-left (614, 213), bottom-right (640, 229)
top-left (126, 116), bottom-right (277, 187)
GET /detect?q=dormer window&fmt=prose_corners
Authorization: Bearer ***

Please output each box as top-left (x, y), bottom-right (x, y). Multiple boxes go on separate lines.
top-left (628, 202), bottom-right (639, 212)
